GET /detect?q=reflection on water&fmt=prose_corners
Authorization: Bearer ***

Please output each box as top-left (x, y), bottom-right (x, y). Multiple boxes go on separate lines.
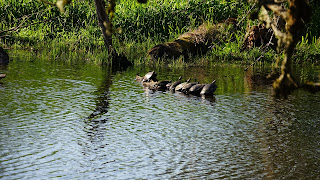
top-left (0, 57), bottom-right (320, 179)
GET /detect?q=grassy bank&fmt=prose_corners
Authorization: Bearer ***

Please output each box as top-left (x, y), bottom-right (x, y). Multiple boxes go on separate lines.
top-left (1, 0), bottom-right (320, 65)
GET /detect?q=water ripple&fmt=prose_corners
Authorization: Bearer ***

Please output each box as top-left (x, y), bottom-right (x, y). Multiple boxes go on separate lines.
top-left (1, 65), bottom-right (320, 179)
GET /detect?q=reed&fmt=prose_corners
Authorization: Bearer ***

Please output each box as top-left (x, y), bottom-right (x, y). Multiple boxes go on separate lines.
top-left (0, 0), bottom-right (319, 65)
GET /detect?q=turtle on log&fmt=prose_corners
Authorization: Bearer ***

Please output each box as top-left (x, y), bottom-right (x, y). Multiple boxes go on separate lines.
top-left (175, 78), bottom-right (191, 91)
top-left (153, 80), bottom-right (171, 90)
top-left (142, 71), bottom-right (158, 82)
top-left (169, 76), bottom-right (182, 91)
top-left (181, 80), bottom-right (197, 93)
top-left (135, 72), bottom-right (218, 99)
top-left (188, 84), bottom-right (205, 95)
top-left (200, 80), bottom-right (217, 96)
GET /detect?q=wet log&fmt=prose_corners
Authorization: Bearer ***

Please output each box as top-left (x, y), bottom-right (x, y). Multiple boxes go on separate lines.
top-left (148, 18), bottom-right (237, 60)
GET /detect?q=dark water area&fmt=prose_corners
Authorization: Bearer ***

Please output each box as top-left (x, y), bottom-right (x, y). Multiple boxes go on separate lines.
top-left (0, 55), bottom-right (320, 179)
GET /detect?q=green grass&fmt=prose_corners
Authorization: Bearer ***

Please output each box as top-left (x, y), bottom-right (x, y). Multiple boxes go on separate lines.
top-left (1, 0), bottom-right (320, 65)
top-left (114, 0), bottom-right (244, 41)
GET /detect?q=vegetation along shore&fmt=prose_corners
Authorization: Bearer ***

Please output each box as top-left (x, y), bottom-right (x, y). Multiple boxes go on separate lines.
top-left (1, 0), bottom-right (320, 95)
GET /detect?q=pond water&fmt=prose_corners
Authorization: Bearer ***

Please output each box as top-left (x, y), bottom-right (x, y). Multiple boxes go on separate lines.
top-left (0, 55), bottom-right (320, 179)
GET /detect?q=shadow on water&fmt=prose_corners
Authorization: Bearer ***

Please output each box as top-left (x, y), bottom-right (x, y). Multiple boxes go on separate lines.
top-left (87, 68), bottom-right (112, 121)
top-left (255, 94), bottom-right (320, 179)
top-left (0, 63), bottom-right (9, 86)
top-left (83, 64), bottom-right (133, 149)
top-left (86, 56), bottom-right (133, 121)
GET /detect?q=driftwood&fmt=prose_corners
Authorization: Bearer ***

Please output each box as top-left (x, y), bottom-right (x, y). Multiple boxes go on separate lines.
top-left (148, 18), bottom-right (237, 60)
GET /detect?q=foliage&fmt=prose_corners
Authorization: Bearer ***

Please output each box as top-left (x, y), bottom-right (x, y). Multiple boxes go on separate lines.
top-left (294, 35), bottom-right (320, 64)
top-left (307, 0), bottom-right (320, 38)
top-left (0, 0), bottom-right (319, 65)
top-left (114, 0), bottom-right (244, 41)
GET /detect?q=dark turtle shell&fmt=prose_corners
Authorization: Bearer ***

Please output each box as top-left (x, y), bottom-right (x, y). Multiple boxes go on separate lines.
top-left (200, 80), bottom-right (217, 96)
top-left (175, 78), bottom-right (191, 91)
top-left (188, 84), bottom-right (205, 95)
top-left (169, 76), bottom-right (182, 91)
top-left (181, 82), bottom-right (197, 93)
top-left (142, 71), bottom-right (157, 82)
top-left (154, 80), bottom-right (171, 90)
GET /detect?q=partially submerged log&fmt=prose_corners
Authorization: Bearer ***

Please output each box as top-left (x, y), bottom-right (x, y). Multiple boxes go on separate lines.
top-left (148, 18), bottom-right (237, 60)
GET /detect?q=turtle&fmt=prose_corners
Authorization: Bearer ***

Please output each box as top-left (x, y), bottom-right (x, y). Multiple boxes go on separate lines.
top-left (188, 84), bottom-right (205, 95)
top-left (175, 78), bottom-right (191, 91)
top-left (142, 71), bottom-right (157, 82)
top-left (181, 80), bottom-right (198, 93)
top-left (0, 74), bottom-right (6, 79)
top-left (143, 81), bottom-right (158, 90)
top-left (136, 73), bottom-right (144, 82)
top-left (169, 76), bottom-right (182, 91)
top-left (200, 80), bottom-right (217, 96)
top-left (153, 80), bottom-right (171, 90)
top-left (166, 82), bottom-right (172, 89)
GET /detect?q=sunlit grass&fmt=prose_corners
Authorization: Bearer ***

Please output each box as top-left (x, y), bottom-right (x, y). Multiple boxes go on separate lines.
top-left (1, 0), bottom-right (319, 65)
